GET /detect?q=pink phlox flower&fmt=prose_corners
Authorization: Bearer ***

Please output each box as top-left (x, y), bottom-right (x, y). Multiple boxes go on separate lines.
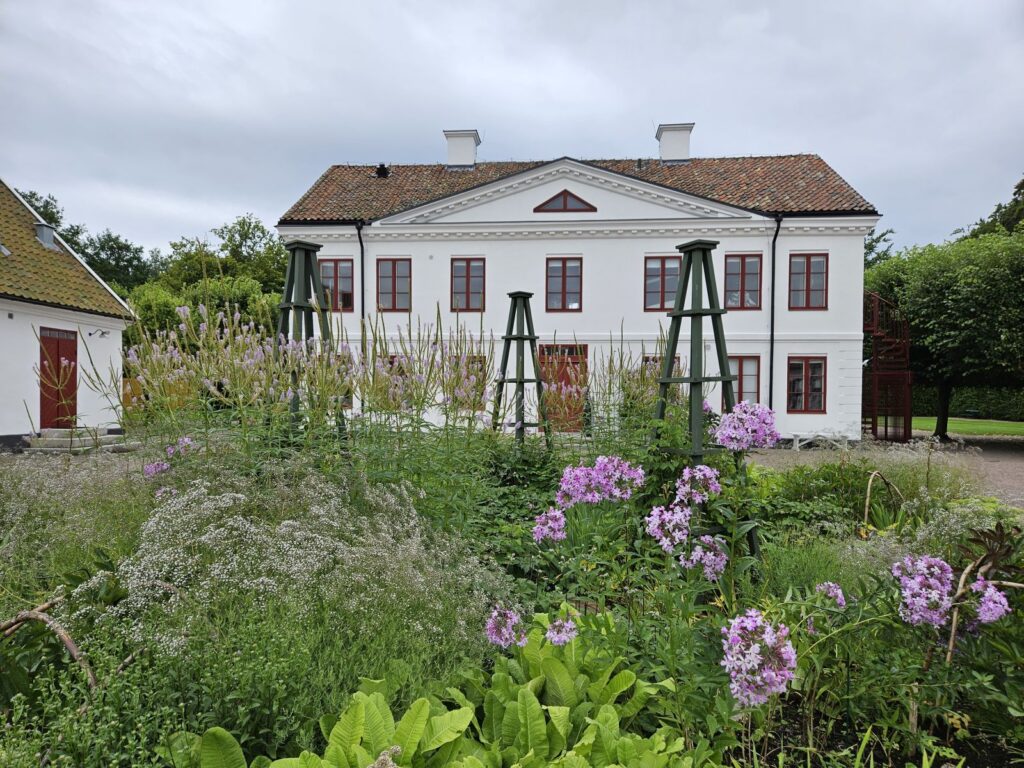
top-left (645, 503), bottom-right (691, 553)
top-left (815, 581), bottom-right (846, 608)
top-left (721, 609), bottom-right (797, 707)
top-left (674, 465), bottom-right (721, 506)
top-left (680, 535), bottom-right (729, 581)
top-left (143, 461), bottom-right (171, 479)
top-left (486, 607), bottom-right (528, 648)
top-left (554, 456), bottom-right (645, 510)
top-left (533, 508), bottom-right (567, 543)
top-left (971, 578), bottom-right (1011, 624)
top-left (714, 401), bottom-right (780, 451)
top-left (545, 617), bottom-right (577, 646)
top-left (891, 555), bottom-right (953, 627)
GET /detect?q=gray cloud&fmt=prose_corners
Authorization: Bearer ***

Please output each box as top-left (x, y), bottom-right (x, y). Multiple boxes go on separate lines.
top-left (2, 0), bottom-right (1022, 252)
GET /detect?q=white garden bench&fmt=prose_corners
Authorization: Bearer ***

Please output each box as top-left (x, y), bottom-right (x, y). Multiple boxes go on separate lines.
top-left (791, 432), bottom-right (849, 451)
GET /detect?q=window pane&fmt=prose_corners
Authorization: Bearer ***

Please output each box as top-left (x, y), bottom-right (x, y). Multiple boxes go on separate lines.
top-left (646, 262), bottom-right (659, 278)
top-left (726, 257), bottom-right (740, 276)
top-left (809, 290), bottom-right (826, 307)
top-left (396, 292), bottom-right (410, 310)
top-left (470, 275), bottom-right (484, 294)
top-left (548, 261), bottom-right (563, 277)
top-left (746, 256), bottom-right (760, 275)
top-left (565, 275), bottom-right (581, 292)
top-left (453, 261), bottom-right (466, 278)
top-left (396, 276), bottom-right (409, 294)
top-left (729, 358), bottom-right (739, 376)
top-left (547, 276), bottom-right (562, 293)
top-left (791, 257), bottom-right (806, 274)
top-left (566, 292), bottom-right (580, 309)
top-left (548, 290), bottom-right (562, 309)
top-left (810, 271), bottom-right (825, 291)
top-left (566, 196), bottom-right (588, 210)
top-left (645, 290), bottom-right (661, 309)
top-left (790, 290), bottom-right (806, 307)
top-left (396, 260), bottom-right (410, 277)
top-left (743, 358), bottom-right (757, 377)
top-left (809, 392), bottom-right (823, 411)
top-left (790, 272), bottom-right (804, 290)
top-left (726, 291), bottom-right (741, 307)
top-left (810, 256), bottom-right (827, 273)
top-left (664, 271), bottom-right (678, 300)
top-left (565, 260), bottom-right (581, 277)
top-left (646, 274), bottom-right (661, 293)
top-left (453, 292), bottom-right (466, 309)
top-left (470, 261), bottom-right (484, 277)
top-left (341, 290), bottom-right (353, 311)
top-left (453, 275), bottom-right (466, 295)
top-left (726, 273), bottom-right (741, 293)
top-left (744, 273), bottom-right (759, 293)
top-left (378, 274), bottom-right (392, 294)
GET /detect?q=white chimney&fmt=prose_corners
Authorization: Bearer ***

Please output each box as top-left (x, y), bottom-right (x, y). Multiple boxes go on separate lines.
top-left (35, 222), bottom-right (58, 250)
top-left (656, 123), bottom-right (694, 162)
top-left (444, 129), bottom-right (481, 168)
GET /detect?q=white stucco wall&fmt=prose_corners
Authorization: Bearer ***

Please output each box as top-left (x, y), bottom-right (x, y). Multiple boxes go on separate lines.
top-left (0, 298), bottom-right (126, 437)
top-left (278, 163), bottom-right (877, 439)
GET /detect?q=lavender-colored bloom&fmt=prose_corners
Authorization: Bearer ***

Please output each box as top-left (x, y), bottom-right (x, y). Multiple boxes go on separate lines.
top-left (971, 578), bottom-right (1011, 624)
top-left (721, 609), bottom-right (797, 707)
top-left (165, 445), bottom-right (176, 458)
top-left (486, 607), bottom-right (528, 648)
top-left (533, 508), bottom-right (567, 542)
top-left (645, 503), bottom-right (692, 553)
top-left (680, 535), bottom-right (728, 581)
top-left (554, 456), bottom-right (645, 510)
top-left (815, 581), bottom-right (847, 608)
top-left (155, 486), bottom-right (178, 499)
top-left (675, 465), bottom-right (722, 506)
top-left (891, 555), bottom-right (953, 627)
top-left (143, 461), bottom-right (171, 479)
top-left (545, 617), bottom-right (577, 646)
top-left (175, 305), bottom-right (190, 320)
top-left (714, 401), bottom-right (781, 451)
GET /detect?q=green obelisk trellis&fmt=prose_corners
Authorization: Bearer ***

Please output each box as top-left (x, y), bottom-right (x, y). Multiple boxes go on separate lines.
top-left (652, 239), bottom-right (736, 463)
top-left (491, 291), bottom-right (552, 447)
top-left (277, 240), bottom-right (333, 423)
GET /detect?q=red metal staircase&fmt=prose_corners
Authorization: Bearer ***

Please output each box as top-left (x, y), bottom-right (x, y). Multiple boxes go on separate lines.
top-left (863, 291), bottom-right (912, 441)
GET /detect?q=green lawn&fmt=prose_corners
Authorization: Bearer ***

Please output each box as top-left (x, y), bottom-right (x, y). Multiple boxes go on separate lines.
top-left (912, 416), bottom-right (1024, 436)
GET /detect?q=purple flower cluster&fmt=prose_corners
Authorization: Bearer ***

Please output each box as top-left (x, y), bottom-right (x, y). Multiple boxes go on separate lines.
top-left (971, 578), bottom-right (1011, 624)
top-left (545, 617), bottom-right (578, 646)
top-left (143, 461), bottom-right (171, 479)
top-left (680, 535), bottom-right (729, 581)
top-left (815, 581), bottom-right (847, 608)
top-left (645, 504), bottom-right (692, 553)
top-left (714, 401), bottom-right (781, 452)
top-left (486, 607), bottom-right (528, 648)
top-left (891, 555), bottom-right (954, 627)
top-left (644, 464), bottom-right (721, 554)
top-left (155, 486), bottom-right (178, 499)
top-left (721, 609), bottom-right (797, 707)
top-left (535, 456), bottom-right (645, 542)
top-left (675, 465), bottom-right (722, 506)
top-left (554, 456), bottom-right (646, 509)
top-left (165, 435), bottom-right (195, 458)
top-left (532, 508), bottom-right (567, 542)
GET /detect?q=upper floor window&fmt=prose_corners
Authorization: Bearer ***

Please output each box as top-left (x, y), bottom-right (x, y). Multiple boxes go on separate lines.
top-left (319, 258), bottom-right (354, 312)
top-left (789, 253), bottom-right (828, 310)
top-left (534, 190), bottom-right (597, 213)
top-left (787, 356), bottom-right (826, 413)
top-left (644, 256), bottom-right (681, 311)
top-left (451, 258), bottom-right (485, 312)
top-left (727, 355), bottom-right (760, 407)
top-left (546, 257), bottom-right (582, 312)
top-left (725, 254), bottom-right (762, 309)
top-left (377, 258), bottom-right (411, 312)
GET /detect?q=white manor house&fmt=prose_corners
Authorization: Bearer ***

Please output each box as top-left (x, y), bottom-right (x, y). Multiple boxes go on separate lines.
top-left (277, 124), bottom-right (880, 440)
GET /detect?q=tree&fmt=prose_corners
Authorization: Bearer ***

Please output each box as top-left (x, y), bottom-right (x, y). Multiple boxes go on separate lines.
top-left (869, 229), bottom-right (1024, 439)
top-left (212, 214), bottom-right (288, 294)
top-left (863, 226), bottom-right (896, 268)
top-left (969, 175), bottom-right (1024, 237)
top-left (17, 188), bottom-right (151, 290)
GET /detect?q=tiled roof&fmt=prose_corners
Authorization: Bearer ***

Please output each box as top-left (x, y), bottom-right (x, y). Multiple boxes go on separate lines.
top-left (279, 154), bottom-right (876, 224)
top-left (0, 180), bottom-right (130, 318)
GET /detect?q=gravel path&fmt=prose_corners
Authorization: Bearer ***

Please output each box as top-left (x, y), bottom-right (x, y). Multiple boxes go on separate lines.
top-left (748, 434), bottom-right (1024, 507)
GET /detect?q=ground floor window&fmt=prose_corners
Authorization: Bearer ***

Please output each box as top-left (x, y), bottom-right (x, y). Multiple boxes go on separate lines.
top-left (727, 355), bottom-right (760, 406)
top-left (787, 356), bottom-right (826, 413)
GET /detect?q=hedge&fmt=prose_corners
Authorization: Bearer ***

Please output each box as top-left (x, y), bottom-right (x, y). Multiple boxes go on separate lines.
top-left (912, 385), bottom-right (1024, 422)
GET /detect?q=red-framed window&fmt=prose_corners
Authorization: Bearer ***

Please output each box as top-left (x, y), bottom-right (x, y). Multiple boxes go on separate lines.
top-left (724, 254), bottom-right (762, 310)
top-left (319, 258), bottom-right (354, 312)
top-left (789, 253), bottom-right (828, 310)
top-left (787, 356), bottom-right (826, 413)
top-left (533, 190), bottom-right (597, 213)
top-left (726, 355), bottom-right (760, 407)
top-left (546, 257), bottom-right (582, 312)
top-left (451, 258), bottom-right (485, 312)
top-left (644, 256), bottom-right (682, 311)
top-left (377, 258), bottom-right (411, 312)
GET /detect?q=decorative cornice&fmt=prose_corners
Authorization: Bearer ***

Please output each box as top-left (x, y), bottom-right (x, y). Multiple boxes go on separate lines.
top-left (380, 159), bottom-right (752, 224)
top-left (279, 217), bottom-right (878, 243)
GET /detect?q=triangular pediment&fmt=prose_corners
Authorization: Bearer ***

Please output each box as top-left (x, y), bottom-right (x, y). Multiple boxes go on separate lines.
top-left (377, 158), bottom-right (755, 225)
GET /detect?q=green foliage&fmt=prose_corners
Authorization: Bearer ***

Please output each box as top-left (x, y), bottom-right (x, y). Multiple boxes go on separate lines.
top-left (969, 175), bottom-right (1024, 238)
top-left (863, 226), bottom-right (896, 268)
top-left (912, 384), bottom-right (1024, 421)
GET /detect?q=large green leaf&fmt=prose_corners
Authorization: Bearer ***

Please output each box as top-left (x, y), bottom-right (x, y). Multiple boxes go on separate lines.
top-left (420, 708), bottom-right (474, 753)
top-left (482, 690), bottom-right (505, 745)
top-left (596, 670), bottom-right (635, 705)
top-left (541, 657), bottom-right (578, 709)
top-left (323, 745), bottom-right (350, 768)
top-left (516, 687), bottom-right (549, 759)
top-left (155, 731), bottom-right (200, 768)
top-left (199, 728), bottom-right (247, 768)
top-left (356, 692), bottom-right (395, 756)
top-left (393, 698), bottom-right (431, 765)
top-left (330, 699), bottom-right (366, 754)
top-left (500, 700), bottom-right (520, 747)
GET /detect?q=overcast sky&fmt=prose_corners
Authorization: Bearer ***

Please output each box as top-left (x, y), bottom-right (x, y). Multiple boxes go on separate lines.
top-left (2, 1), bottom-right (1022, 253)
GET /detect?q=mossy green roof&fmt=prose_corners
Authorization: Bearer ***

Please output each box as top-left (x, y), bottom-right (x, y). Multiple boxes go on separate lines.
top-left (0, 179), bottom-right (129, 318)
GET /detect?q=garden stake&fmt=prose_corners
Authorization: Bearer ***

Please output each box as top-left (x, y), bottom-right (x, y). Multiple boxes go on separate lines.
top-left (491, 291), bottom-right (551, 447)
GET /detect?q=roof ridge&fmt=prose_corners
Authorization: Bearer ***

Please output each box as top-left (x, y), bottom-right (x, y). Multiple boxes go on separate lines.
top-left (325, 154), bottom-right (823, 169)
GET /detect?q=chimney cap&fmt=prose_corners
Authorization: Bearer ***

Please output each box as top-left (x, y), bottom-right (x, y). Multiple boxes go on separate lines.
top-left (35, 221), bottom-right (58, 250)
top-left (443, 129), bottom-right (481, 145)
top-left (655, 122), bottom-right (694, 140)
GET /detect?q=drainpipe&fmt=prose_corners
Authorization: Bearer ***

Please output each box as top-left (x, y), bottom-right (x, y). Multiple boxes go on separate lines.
top-left (355, 220), bottom-right (367, 356)
top-left (767, 213), bottom-right (783, 409)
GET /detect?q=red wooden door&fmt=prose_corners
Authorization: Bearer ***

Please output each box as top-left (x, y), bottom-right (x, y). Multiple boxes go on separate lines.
top-left (39, 327), bottom-right (78, 429)
top-left (539, 344), bottom-right (587, 432)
